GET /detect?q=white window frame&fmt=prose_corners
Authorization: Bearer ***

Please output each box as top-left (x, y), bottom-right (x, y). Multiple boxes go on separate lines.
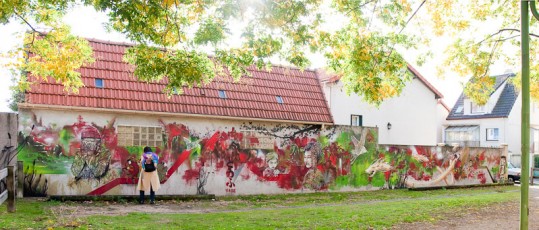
top-left (444, 125), bottom-right (480, 146)
top-left (486, 128), bottom-right (499, 141)
top-left (351, 115), bottom-right (362, 126)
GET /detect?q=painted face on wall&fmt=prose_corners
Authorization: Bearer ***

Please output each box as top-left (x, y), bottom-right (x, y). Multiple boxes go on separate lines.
top-left (79, 125), bottom-right (103, 157)
top-left (304, 150), bottom-right (314, 168)
top-left (267, 158), bottom-right (278, 169)
top-left (265, 152), bottom-right (278, 169)
top-left (81, 137), bottom-right (101, 157)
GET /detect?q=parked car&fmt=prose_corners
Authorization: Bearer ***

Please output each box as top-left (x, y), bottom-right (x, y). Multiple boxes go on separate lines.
top-left (508, 162), bottom-right (521, 183)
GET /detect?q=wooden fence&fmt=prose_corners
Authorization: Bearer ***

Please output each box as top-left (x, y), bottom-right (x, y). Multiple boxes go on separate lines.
top-left (0, 166), bottom-right (15, 212)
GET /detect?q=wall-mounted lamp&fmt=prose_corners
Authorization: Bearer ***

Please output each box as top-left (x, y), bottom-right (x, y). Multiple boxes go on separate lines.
top-left (387, 122), bottom-right (392, 130)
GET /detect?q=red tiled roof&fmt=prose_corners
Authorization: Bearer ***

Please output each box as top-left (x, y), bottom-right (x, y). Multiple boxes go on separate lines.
top-left (319, 64), bottom-right (444, 99)
top-left (24, 38), bottom-right (333, 124)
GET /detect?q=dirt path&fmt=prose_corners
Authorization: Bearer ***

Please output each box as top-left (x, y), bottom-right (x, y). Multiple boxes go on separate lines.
top-left (50, 191), bottom-right (515, 217)
top-left (49, 199), bottom-right (227, 217)
top-left (49, 186), bottom-right (539, 229)
top-left (393, 185), bottom-right (539, 230)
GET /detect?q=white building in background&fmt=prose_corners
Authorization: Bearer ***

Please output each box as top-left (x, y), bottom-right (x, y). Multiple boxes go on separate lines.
top-left (444, 73), bottom-right (539, 167)
top-left (319, 65), bottom-right (450, 146)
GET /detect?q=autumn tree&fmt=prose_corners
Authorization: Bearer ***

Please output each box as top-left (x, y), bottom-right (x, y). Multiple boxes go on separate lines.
top-left (1, 0), bottom-right (533, 105)
top-left (424, 1), bottom-right (539, 104)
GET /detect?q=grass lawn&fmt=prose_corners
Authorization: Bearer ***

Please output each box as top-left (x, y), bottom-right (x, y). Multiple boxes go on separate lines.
top-left (0, 186), bottom-right (519, 229)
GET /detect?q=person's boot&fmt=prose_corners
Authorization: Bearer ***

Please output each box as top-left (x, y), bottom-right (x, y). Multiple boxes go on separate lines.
top-left (139, 190), bottom-right (145, 204)
top-left (149, 188), bottom-right (155, 204)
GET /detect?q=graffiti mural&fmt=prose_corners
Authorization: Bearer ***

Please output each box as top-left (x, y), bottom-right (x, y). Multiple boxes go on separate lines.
top-left (375, 145), bottom-right (504, 188)
top-left (17, 112), bottom-right (506, 196)
top-left (70, 118), bottom-right (113, 181)
top-left (24, 159), bottom-right (48, 197)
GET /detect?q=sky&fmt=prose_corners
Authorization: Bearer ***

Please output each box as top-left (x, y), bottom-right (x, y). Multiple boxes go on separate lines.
top-left (0, 5), bottom-right (507, 113)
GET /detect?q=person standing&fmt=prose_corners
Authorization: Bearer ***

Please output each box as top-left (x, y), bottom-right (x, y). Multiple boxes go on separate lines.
top-left (137, 146), bottom-right (160, 204)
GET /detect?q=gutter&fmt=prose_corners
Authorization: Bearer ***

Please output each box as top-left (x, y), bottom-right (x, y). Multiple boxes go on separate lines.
top-left (438, 99), bottom-right (451, 112)
top-left (18, 103), bottom-right (334, 126)
top-left (446, 115), bottom-right (508, 120)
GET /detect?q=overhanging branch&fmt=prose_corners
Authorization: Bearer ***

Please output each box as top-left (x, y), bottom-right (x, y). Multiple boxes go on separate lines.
top-left (477, 28), bottom-right (539, 45)
top-left (398, 0), bottom-right (426, 34)
top-left (14, 12), bottom-right (44, 36)
top-left (384, 0), bottom-right (426, 60)
top-left (346, 0), bottom-right (376, 16)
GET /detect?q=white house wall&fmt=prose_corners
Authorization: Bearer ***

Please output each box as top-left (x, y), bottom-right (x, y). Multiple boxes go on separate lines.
top-left (507, 95), bottom-right (522, 162)
top-left (323, 78), bottom-right (440, 146)
top-left (506, 94), bottom-right (539, 167)
top-left (436, 102), bottom-right (450, 144)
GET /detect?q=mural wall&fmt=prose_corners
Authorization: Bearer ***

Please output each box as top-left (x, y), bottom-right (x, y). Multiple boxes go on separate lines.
top-left (17, 111), bottom-right (507, 196)
top-left (377, 145), bottom-right (506, 188)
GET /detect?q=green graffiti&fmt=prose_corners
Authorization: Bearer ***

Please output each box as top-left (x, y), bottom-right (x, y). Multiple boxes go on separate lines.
top-left (18, 147), bottom-right (72, 174)
top-left (334, 175), bottom-right (349, 188)
top-left (335, 132), bottom-right (352, 151)
top-left (125, 146), bottom-right (144, 155)
top-left (491, 166), bottom-right (499, 176)
top-left (318, 136), bottom-right (329, 149)
top-left (370, 173), bottom-right (386, 187)
top-left (389, 170), bottom-right (400, 186)
top-left (349, 154), bottom-right (375, 187)
top-left (58, 129), bottom-right (72, 150)
top-left (185, 137), bottom-right (201, 160)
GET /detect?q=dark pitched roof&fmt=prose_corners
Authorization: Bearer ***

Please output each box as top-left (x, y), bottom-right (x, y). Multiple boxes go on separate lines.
top-left (446, 73), bottom-right (518, 120)
top-left (318, 64), bottom-right (444, 99)
top-left (23, 38), bottom-right (333, 124)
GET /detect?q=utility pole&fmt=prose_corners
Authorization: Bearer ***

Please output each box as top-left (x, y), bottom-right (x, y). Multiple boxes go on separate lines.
top-left (520, 0), bottom-right (539, 229)
top-left (520, 1), bottom-right (530, 226)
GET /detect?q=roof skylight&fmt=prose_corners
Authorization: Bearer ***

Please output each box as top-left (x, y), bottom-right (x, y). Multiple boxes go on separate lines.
top-left (218, 90), bottom-right (227, 99)
top-left (95, 78), bottom-right (104, 88)
top-left (276, 96), bottom-right (284, 104)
